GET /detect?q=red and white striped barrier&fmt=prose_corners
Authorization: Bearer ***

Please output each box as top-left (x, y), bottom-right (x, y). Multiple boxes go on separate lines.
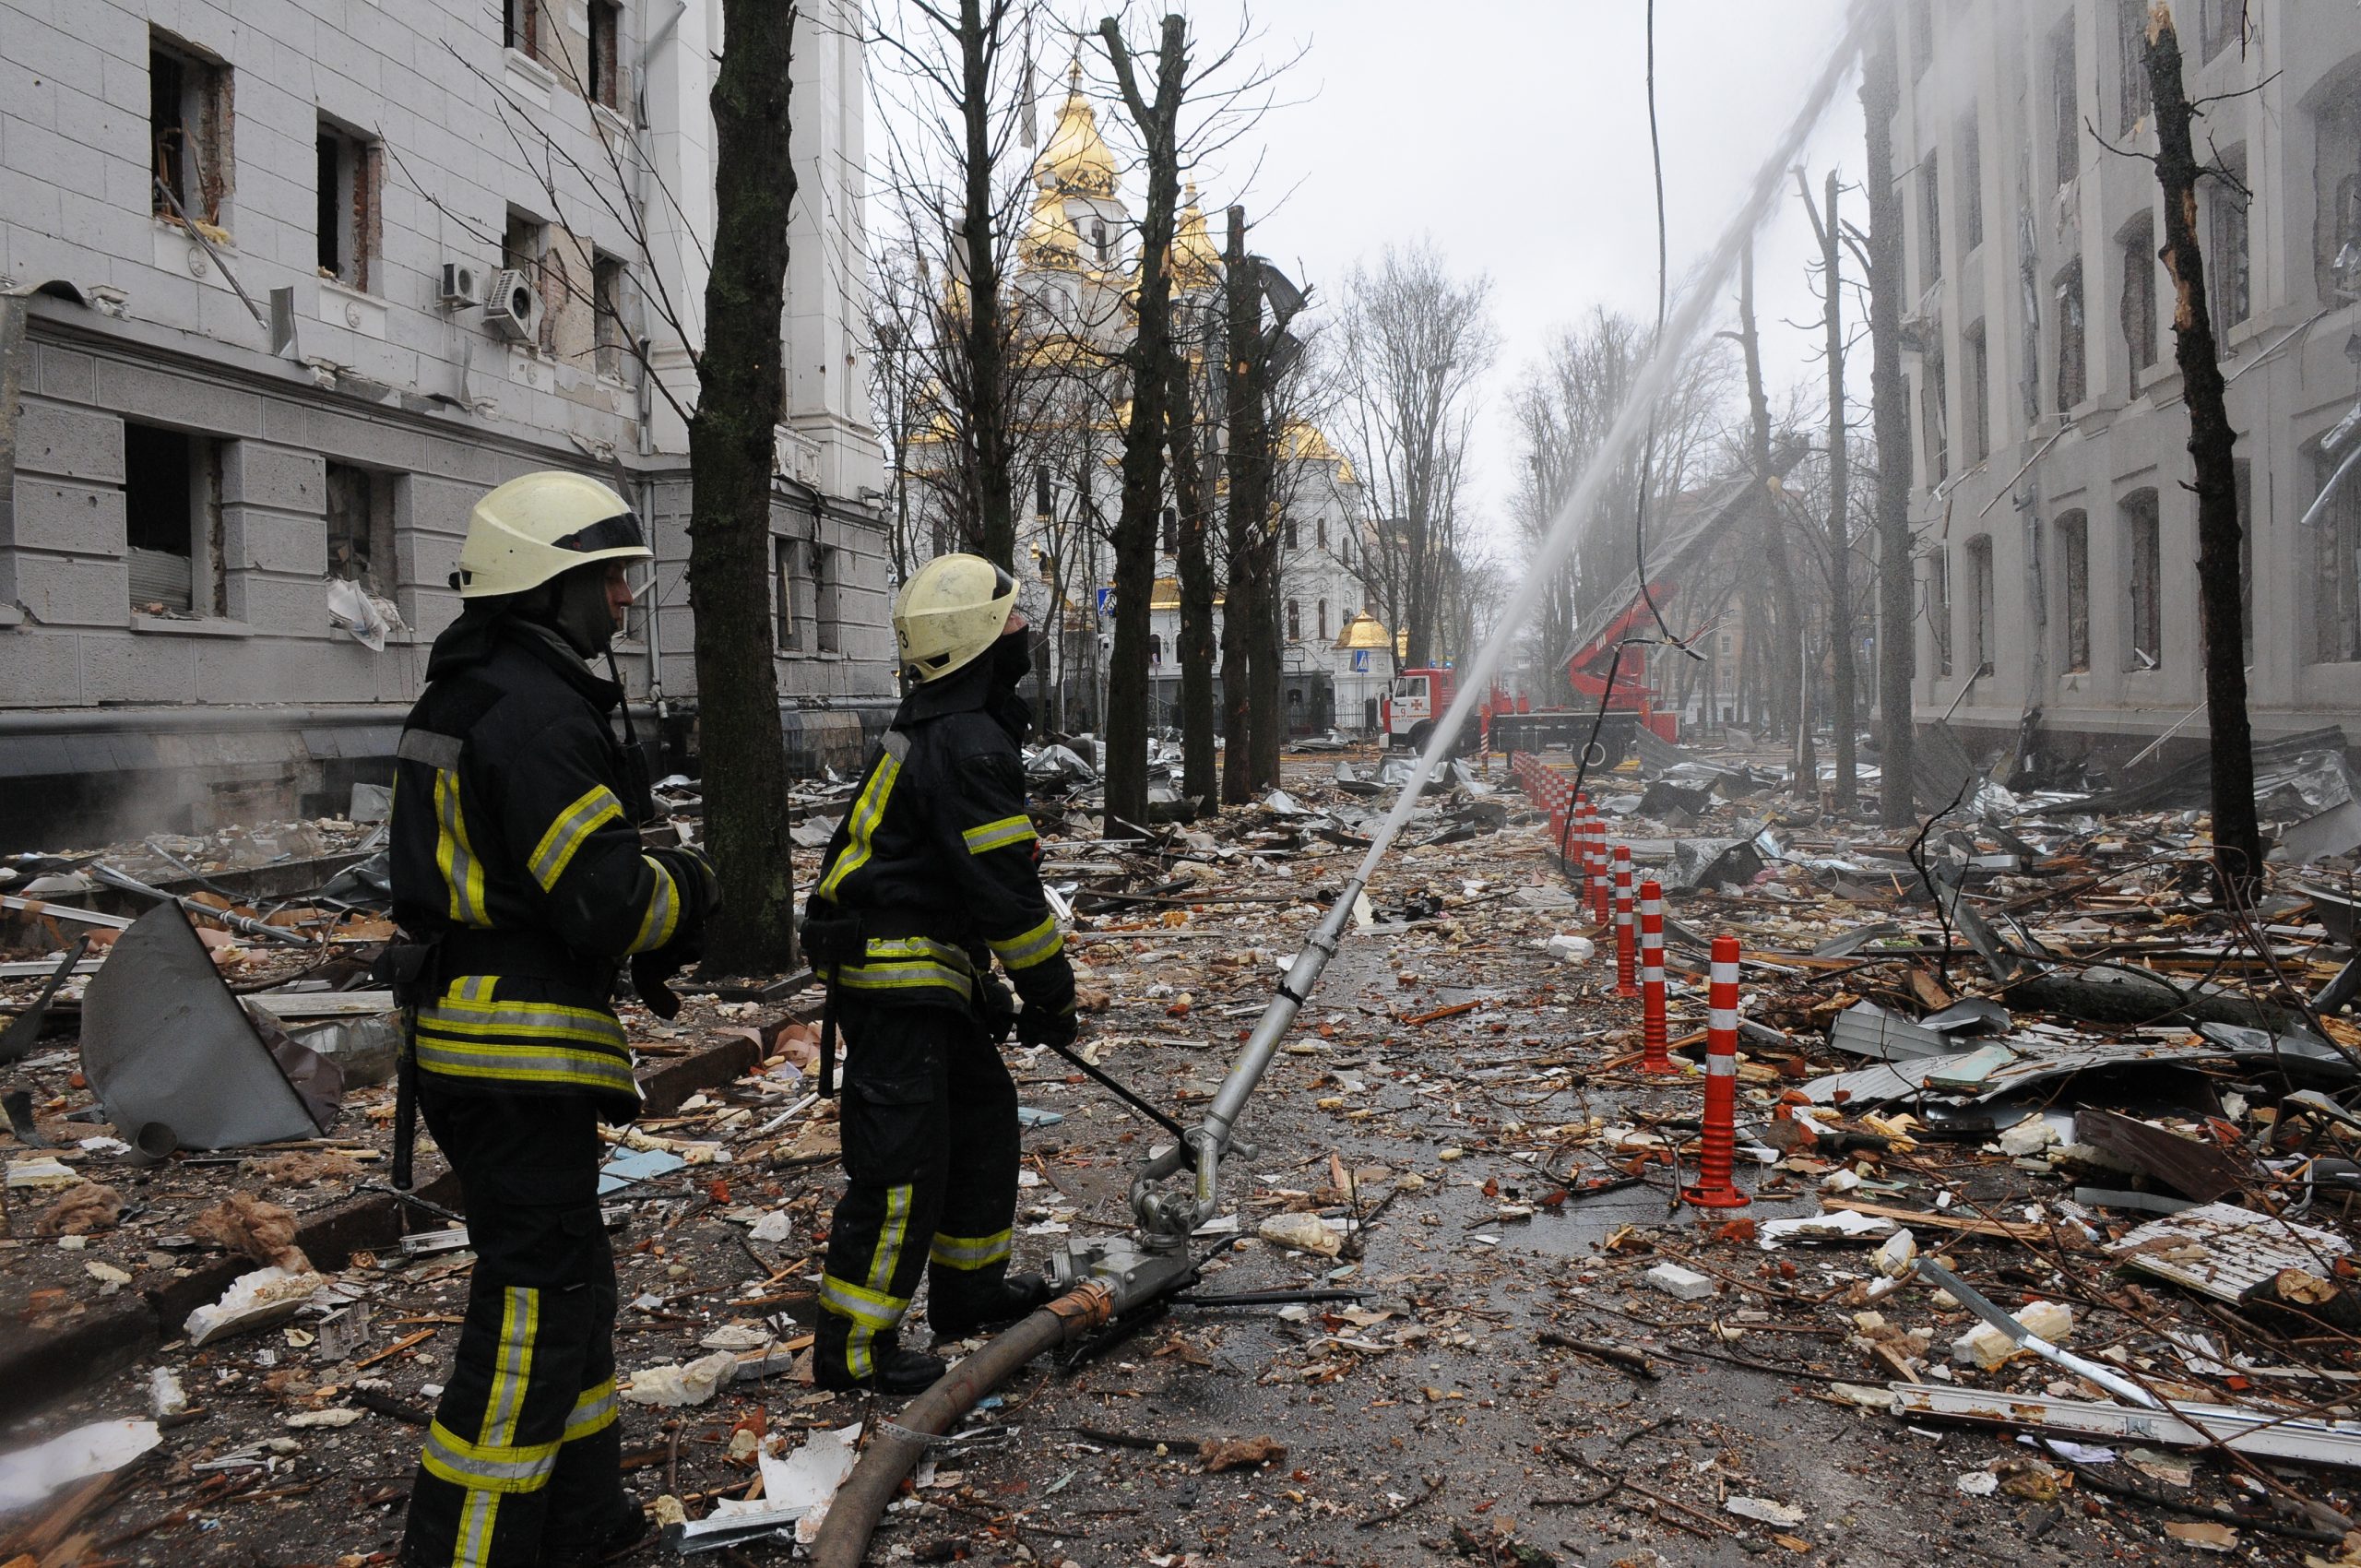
top-left (1611, 844), bottom-right (1638, 999)
top-left (1682, 934), bottom-right (1750, 1208)
top-left (1638, 879), bottom-right (1675, 1075)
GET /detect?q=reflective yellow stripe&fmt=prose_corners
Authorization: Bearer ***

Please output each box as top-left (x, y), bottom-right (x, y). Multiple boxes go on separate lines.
top-left (867, 1183), bottom-right (912, 1293)
top-left (987, 914), bottom-right (1063, 972)
top-left (815, 738), bottom-right (906, 901)
top-left (625, 858), bottom-right (680, 954)
top-left (929, 1229), bottom-right (1013, 1271)
top-left (961, 814), bottom-right (1037, 855)
top-left (829, 935), bottom-right (975, 1001)
top-left (421, 1419), bottom-right (561, 1494)
top-left (487, 1287), bottom-right (537, 1448)
top-left (562, 1379), bottom-right (619, 1443)
top-left (413, 1036), bottom-right (639, 1096)
top-left (528, 785), bottom-right (624, 891)
top-left (434, 768), bottom-right (491, 927)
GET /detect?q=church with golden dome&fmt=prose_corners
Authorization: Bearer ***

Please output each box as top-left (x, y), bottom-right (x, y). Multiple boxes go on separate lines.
top-left (906, 64), bottom-right (1387, 738)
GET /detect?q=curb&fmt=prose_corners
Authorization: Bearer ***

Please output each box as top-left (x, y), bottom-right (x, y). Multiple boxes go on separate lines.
top-left (0, 993), bottom-right (819, 1422)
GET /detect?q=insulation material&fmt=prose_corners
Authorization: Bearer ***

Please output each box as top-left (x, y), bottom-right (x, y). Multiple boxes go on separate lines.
top-left (2110, 1202), bottom-right (2351, 1303)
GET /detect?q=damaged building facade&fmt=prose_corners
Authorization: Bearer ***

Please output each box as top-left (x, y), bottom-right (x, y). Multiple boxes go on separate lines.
top-left (1895, 1), bottom-right (2361, 765)
top-left (0, 0), bottom-right (890, 851)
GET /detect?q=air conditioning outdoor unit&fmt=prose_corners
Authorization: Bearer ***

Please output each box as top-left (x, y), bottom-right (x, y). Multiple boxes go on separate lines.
top-left (438, 261), bottom-right (482, 305)
top-left (484, 268), bottom-right (543, 342)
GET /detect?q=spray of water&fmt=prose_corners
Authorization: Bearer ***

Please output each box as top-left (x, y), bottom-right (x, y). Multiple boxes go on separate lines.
top-left (1131, 3), bottom-right (1873, 1239)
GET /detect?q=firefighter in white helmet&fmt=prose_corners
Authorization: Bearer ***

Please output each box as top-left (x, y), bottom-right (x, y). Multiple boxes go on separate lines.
top-left (389, 471), bottom-right (716, 1568)
top-left (801, 552), bottom-right (1076, 1392)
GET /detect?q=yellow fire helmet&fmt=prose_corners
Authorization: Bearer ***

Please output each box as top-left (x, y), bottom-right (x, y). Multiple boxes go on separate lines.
top-left (894, 552), bottom-right (1018, 683)
top-left (453, 471), bottom-right (652, 599)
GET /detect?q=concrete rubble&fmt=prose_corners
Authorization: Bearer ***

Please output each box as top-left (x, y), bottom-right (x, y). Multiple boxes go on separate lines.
top-left (8, 733), bottom-right (2361, 1563)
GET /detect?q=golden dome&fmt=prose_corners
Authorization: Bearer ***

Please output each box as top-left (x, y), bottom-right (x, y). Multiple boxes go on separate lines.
top-left (1021, 190), bottom-right (1083, 270)
top-left (1149, 576), bottom-right (1181, 610)
top-left (1335, 611), bottom-right (1392, 651)
top-left (1037, 64), bottom-right (1118, 198)
top-left (1171, 184), bottom-right (1221, 289)
top-left (1281, 420), bottom-right (1340, 463)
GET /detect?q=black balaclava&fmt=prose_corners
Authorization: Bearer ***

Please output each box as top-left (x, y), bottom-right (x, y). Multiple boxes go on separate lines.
top-left (519, 562), bottom-right (620, 659)
top-left (984, 627), bottom-right (1034, 742)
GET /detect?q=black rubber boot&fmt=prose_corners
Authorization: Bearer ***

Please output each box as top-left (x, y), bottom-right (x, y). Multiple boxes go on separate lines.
top-left (813, 1340), bottom-right (947, 1395)
top-left (930, 1273), bottom-right (1054, 1342)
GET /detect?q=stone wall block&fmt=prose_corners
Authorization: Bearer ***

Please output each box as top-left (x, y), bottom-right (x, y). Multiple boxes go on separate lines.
top-left (15, 552), bottom-right (128, 627)
top-left (223, 505), bottom-right (326, 578)
top-left (79, 629), bottom-right (200, 705)
top-left (13, 399), bottom-right (125, 483)
top-left (11, 477), bottom-right (126, 554)
top-left (221, 442), bottom-right (325, 512)
top-left (0, 628), bottom-right (83, 706)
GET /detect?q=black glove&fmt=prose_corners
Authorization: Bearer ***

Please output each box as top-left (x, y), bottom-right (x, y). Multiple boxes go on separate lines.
top-left (1016, 1005), bottom-right (1078, 1051)
top-left (632, 949), bottom-right (689, 1019)
top-left (978, 971), bottom-right (1018, 1046)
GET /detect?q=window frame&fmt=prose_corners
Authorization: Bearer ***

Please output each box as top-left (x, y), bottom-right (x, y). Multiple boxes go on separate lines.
top-left (315, 118), bottom-right (381, 292)
top-left (148, 32), bottom-right (232, 232)
top-left (2057, 509), bottom-right (2092, 674)
top-left (123, 422), bottom-right (226, 620)
top-left (2122, 488), bottom-right (2164, 671)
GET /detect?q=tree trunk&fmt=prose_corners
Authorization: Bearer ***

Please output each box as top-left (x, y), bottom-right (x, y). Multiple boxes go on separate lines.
top-left (2144, 10), bottom-right (2261, 897)
top-left (1810, 169), bottom-right (1859, 814)
top-left (1166, 344), bottom-right (1217, 802)
top-left (689, 0), bottom-right (798, 977)
top-left (1738, 244), bottom-right (1805, 778)
top-left (1097, 14), bottom-right (1187, 838)
top-left (1861, 12), bottom-right (1918, 828)
top-left (959, 0), bottom-right (1015, 570)
top-left (1221, 207), bottom-right (1264, 804)
top-left (1248, 496), bottom-right (1282, 788)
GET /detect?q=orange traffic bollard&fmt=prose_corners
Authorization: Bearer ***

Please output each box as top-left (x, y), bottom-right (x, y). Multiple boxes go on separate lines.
top-left (1588, 816), bottom-right (1612, 928)
top-left (1611, 844), bottom-right (1638, 999)
top-left (1683, 935), bottom-right (1750, 1208)
top-left (1637, 879), bottom-right (1676, 1075)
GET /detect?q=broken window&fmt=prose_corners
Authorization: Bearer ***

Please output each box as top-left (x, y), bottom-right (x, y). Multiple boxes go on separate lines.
top-left (504, 0), bottom-right (540, 56)
top-left (1960, 116), bottom-right (1983, 254)
top-left (2121, 211), bottom-right (2157, 376)
top-left (1287, 600), bottom-right (1301, 642)
top-left (2315, 77), bottom-right (2361, 303)
top-left (593, 255), bottom-right (628, 378)
top-left (1923, 345), bottom-right (1949, 485)
top-left (2056, 261), bottom-right (2087, 412)
top-left (324, 463), bottom-right (395, 588)
top-left (2200, 0), bottom-right (2245, 61)
top-left (2058, 509), bottom-right (2091, 673)
top-left (813, 542), bottom-right (840, 654)
top-left (2314, 446), bottom-right (2361, 663)
top-left (2122, 488), bottom-right (2163, 671)
top-left (315, 120), bottom-right (380, 291)
top-left (776, 537), bottom-right (813, 654)
top-left (125, 423), bottom-right (223, 617)
top-left (2209, 148), bottom-right (2251, 332)
top-left (1965, 535), bottom-right (1995, 676)
top-left (1928, 548), bottom-right (1953, 678)
top-left (2051, 20), bottom-right (2079, 190)
top-left (1921, 150), bottom-right (1942, 291)
top-left (503, 210), bottom-right (553, 351)
top-left (588, 0), bottom-right (622, 109)
top-left (1964, 321), bottom-right (1990, 464)
top-left (2118, 0), bottom-right (2153, 135)
top-left (150, 32), bottom-right (231, 229)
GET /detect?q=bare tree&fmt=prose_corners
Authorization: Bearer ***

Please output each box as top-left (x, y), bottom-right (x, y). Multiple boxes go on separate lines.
top-left (1333, 241), bottom-right (1495, 671)
top-left (1858, 9), bottom-right (1917, 826)
top-left (2142, 5), bottom-right (2260, 895)
top-left (1797, 168), bottom-right (1860, 814)
top-left (1734, 241), bottom-right (1809, 788)
top-left (691, 0), bottom-right (802, 974)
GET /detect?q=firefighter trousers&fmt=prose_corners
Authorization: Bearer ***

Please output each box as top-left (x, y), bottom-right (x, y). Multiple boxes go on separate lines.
top-left (816, 999), bottom-right (1021, 1382)
top-left (401, 1087), bottom-right (627, 1568)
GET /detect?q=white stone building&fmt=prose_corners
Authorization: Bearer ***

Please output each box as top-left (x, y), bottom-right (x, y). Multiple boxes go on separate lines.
top-left (0, 0), bottom-right (886, 849)
top-left (1893, 0), bottom-right (2361, 764)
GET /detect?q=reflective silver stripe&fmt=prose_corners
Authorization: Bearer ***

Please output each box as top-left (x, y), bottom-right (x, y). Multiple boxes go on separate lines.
top-left (1707, 1055), bottom-right (1737, 1076)
top-left (414, 1039), bottom-right (639, 1095)
top-left (818, 1273), bottom-right (908, 1330)
top-left (961, 814), bottom-right (1037, 854)
top-left (1709, 1007), bottom-right (1738, 1031)
top-left (627, 858), bottom-right (680, 953)
top-left (528, 785), bottom-right (623, 891)
top-left (422, 1420), bottom-right (561, 1491)
top-left (398, 729), bottom-right (464, 769)
top-left (486, 1287), bottom-right (536, 1446)
top-left (987, 915), bottom-right (1062, 972)
top-left (929, 1229), bottom-right (1013, 1270)
top-left (1643, 964), bottom-right (1665, 983)
top-left (563, 1380), bottom-right (619, 1443)
top-left (422, 995), bottom-right (629, 1045)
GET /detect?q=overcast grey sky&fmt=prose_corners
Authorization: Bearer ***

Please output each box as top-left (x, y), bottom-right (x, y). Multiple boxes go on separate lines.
top-left (873, 2), bottom-right (1868, 557)
top-left (1184, 0), bottom-right (1866, 554)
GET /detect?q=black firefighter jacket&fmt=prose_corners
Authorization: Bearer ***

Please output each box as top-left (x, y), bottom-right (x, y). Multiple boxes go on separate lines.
top-left (389, 617), bottom-right (683, 1117)
top-left (806, 659), bottom-right (1076, 1022)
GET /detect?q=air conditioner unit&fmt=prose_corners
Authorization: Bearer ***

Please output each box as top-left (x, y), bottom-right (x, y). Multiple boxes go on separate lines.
top-left (484, 268), bottom-right (543, 342)
top-left (438, 261), bottom-right (481, 306)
